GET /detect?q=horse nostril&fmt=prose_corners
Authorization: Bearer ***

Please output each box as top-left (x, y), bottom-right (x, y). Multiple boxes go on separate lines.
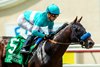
top-left (88, 40), bottom-right (94, 46)
top-left (86, 37), bottom-right (95, 49)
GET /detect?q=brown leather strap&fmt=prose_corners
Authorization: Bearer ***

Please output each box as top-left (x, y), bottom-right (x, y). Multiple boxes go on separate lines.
top-left (48, 39), bottom-right (79, 45)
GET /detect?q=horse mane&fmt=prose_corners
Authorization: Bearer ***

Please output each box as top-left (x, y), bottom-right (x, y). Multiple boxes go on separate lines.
top-left (53, 22), bottom-right (69, 38)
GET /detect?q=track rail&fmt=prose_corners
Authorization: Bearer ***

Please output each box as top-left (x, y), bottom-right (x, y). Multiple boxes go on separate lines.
top-left (66, 44), bottom-right (100, 52)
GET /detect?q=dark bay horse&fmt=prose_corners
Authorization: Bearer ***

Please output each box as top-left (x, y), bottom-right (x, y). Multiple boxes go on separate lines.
top-left (28, 16), bottom-right (95, 67)
top-left (0, 17), bottom-right (94, 67)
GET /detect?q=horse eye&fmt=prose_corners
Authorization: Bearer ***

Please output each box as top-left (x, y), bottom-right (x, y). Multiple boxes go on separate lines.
top-left (75, 28), bottom-right (80, 32)
top-left (77, 28), bottom-right (81, 31)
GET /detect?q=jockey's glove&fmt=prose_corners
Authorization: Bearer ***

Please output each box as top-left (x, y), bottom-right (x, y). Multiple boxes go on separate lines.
top-left (44, 34), bottom-right (53, 39)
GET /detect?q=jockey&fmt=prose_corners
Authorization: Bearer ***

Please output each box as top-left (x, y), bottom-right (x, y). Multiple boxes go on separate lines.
top-left (17, 4), bottom-right (60, 53)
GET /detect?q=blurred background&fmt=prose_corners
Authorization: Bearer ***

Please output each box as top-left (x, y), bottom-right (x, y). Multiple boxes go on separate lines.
top-left (0, 0), bottom-right (100, 66)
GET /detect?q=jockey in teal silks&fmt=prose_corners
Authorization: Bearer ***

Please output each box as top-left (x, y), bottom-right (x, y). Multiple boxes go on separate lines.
top-left (17, 4), bottom-right (60, 53)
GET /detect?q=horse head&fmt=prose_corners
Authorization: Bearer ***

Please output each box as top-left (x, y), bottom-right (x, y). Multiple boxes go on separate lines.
top-left (67, 16), bottom-right (94, 48)
top-left (53, 16), bottom-right (94, 49)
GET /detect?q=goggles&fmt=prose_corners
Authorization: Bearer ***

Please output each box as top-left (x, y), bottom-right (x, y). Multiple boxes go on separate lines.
top-left (48, 12), bottom-right (59, 18)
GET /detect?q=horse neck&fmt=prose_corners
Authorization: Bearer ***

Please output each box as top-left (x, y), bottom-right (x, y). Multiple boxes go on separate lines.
top-left (54, 26), bottom-right (71, 43)
top-left (51, 26), bottom-right (72, 61)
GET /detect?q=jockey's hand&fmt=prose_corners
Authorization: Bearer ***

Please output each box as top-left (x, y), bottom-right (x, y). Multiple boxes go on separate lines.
top-left (44, 34), bottom-right (52, 40)
top-left (50, 32), bottom-right (55, 36)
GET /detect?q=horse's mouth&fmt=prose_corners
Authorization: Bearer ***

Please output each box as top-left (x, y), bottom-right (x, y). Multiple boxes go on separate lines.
top-left (81, 40), bottom-right (94, 49)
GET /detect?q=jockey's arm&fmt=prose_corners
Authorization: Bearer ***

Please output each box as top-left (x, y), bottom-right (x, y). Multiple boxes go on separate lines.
top-left (32, 26), bottom-right (53, 39)
top-left (32, 25), bottom-right (45, 38)
top-left (18, 19), bottom-right (33, 32)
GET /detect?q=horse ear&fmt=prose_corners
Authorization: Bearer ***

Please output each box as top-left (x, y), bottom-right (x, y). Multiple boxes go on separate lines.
top-left (73, 16), bottom-right (78, 23)
top-left (77, 16), bottom-right (83, 23)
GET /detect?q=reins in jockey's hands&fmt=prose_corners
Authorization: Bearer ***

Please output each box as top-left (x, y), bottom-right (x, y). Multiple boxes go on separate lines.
top-left (44, 32), bottom-right (55, 39)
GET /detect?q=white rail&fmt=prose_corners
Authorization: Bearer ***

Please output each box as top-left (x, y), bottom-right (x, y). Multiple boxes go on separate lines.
top-left (67, 44), bottom-right (100, 52)
top-left (63, 64), bottom-right (100, 67)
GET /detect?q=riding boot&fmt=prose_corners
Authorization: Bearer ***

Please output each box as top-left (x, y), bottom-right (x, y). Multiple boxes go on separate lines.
top-left (20, 35), bottom-right (36, 54)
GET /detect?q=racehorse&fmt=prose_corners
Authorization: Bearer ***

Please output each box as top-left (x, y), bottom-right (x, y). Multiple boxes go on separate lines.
top-left (27, 16), bottom-right (94, 67)
top-left (0, 16), bottom-right (94, 67)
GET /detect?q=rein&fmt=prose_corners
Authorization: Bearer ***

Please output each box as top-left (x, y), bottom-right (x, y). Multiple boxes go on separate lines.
top-left (48, 39), bottom-right (80, 45)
